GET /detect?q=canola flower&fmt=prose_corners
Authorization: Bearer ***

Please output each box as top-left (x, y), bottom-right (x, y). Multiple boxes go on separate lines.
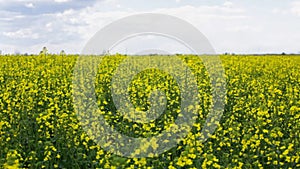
top-left (0, 54), bottom-right (299, 168)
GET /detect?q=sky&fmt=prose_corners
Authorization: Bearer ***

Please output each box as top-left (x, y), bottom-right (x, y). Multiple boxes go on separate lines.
top-left (0, 0), bottom-right (300, 54)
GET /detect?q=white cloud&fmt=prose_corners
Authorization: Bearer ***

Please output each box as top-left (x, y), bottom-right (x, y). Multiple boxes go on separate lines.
top-left (152, 4), bottom-right (248, 29)
top-left (154, 4), bottom-right (246, 18)
top-left (25, 3), bottom-right (35, 8)
top-left (272, 1), bottom-right (300, 16)
top-left (0, 0), bottom-right (73, 5)
top-left (0, 0), bottom-right (49, 4)
top-left (223, 1), bottom-right (234, 8)
top-left (3, 28), bottom-right (39, 39)
top-left (54, 0), bottom-right (71, 3)
top-left (272, 8), bottom-right (285, 15)
top-left (225, 25), bottom-right (262, 32)
top-left (45, 22), bottom-right (53, 31)
top-left (0, 11), bottom-right (25, 21)
top-left (291, 1), bottom-right (300, 16)
top-left (102, 0), bottom-right (122, 8)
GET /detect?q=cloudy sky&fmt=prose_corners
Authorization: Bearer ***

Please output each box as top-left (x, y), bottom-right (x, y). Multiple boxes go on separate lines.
top-left (0, 0), bottom-right (300, 54)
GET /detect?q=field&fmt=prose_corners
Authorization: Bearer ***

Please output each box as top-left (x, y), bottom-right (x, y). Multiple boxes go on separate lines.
top-left (0, 54), bottom-right (299, 168)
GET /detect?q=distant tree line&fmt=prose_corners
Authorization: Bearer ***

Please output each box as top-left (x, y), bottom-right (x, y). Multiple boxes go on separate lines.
top-left (0, 47), bottom-right (67, 56)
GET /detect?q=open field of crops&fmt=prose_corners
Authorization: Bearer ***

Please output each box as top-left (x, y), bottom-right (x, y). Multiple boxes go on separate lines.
top-left (0, 55), bottom-right (299, 168)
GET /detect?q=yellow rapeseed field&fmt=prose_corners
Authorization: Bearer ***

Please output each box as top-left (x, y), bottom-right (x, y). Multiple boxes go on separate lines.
top-left (0, 54), bottom-right (299, 168)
